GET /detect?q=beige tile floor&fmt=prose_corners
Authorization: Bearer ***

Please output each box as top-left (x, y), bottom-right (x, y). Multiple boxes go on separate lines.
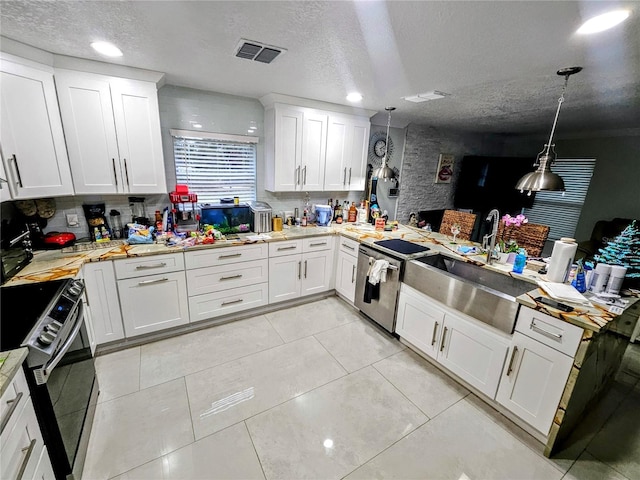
top-left (83, 297), bottom-right (640, 480)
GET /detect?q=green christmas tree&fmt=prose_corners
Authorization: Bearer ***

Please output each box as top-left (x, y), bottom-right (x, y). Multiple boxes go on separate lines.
top-left (594, 220), bottom-right (640, 279)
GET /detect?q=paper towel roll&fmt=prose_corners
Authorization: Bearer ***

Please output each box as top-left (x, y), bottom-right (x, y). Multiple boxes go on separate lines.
top-left (547, 238), bottom-right (577, 283)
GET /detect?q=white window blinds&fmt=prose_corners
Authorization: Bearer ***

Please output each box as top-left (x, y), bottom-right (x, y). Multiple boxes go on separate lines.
top-left (172, 130), bottom-right (257, 204)
top-left (524, 158), bottom-right (596, 241)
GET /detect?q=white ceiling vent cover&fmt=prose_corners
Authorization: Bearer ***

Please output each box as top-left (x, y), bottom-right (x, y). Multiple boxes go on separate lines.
top-left (235, 39), bottom-right (287, 64)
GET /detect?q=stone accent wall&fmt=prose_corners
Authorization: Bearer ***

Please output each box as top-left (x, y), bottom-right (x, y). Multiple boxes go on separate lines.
top-left (396, 124), bottom-right (503, 222)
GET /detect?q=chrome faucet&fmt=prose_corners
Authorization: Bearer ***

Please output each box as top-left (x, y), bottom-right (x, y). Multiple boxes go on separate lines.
top-left (483, 209), bottom-right (500, 265)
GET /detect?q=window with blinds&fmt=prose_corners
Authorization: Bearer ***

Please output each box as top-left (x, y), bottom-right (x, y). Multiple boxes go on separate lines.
top-left (172, 130), bottom-right (257, 204)
top-left (524, 158), bottom-right (596, 242)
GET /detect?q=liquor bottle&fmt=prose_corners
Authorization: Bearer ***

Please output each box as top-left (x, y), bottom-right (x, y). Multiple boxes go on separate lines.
top-left (348, 202), bottom-right (357, 223)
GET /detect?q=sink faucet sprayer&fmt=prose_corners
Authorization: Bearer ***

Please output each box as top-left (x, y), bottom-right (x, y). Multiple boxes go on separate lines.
top-left (483, 209), bottom-right (500, 265)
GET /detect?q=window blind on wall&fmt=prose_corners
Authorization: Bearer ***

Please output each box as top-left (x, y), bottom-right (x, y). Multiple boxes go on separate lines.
top-left (172, 130), bottom-right (258, 204)
top-left (524, 158), bottom-right (596, 242)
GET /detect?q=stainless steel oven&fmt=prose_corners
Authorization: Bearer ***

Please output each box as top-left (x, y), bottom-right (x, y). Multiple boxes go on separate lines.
top-left (1, 279), bottom-right (98, 480)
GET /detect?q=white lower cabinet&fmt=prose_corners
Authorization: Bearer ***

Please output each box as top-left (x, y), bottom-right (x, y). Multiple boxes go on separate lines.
top-left (188, 283), bottom-right (269, 323)
top-left (396, 284), bottom-right (444, 359)
top-left (438, 312), bottom-right (509, 399)
top-left (31, 446), bottom-right (55, 480)
top-left (335, 237), bottom-right (359, 303)
top-left (268, 237), bottom-right (334, 304)
top-left (396, 284), bottom-right (509, 399)
top-left (83, 261), bottom-right (125, 345)
top-left (117, 271), bottom-right (189, 337)
top-left (1, 387), bottom-right (47, 480)
top-left (496, 331), bottom-right (573, 435)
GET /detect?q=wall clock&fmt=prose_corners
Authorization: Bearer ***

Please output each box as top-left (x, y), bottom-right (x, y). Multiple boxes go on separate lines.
top-left (368, 131), bottom-right (394, 167)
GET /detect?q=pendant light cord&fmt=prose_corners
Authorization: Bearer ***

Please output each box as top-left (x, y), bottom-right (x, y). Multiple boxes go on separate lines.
top-left (544, 75), bottom-right (570, 156)
top-left (383, 108), bottom-right (393, 164)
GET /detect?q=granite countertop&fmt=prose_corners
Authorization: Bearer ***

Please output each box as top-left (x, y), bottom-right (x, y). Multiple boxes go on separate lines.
top-left (0, 348), bottom-right (28, 397)
top-left (3, 223), bottom-right (635, 333)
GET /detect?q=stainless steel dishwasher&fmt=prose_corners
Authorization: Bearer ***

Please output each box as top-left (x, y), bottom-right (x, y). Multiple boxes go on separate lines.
top-left (354, 244), bottom-right (404, 333)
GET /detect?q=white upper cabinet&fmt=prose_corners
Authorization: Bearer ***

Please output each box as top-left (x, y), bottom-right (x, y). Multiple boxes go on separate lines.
top-left (0, 57), bottom-right (74, 199)
top-left (55, 69), bottom-right (167, 194)
top-left (324, 116), bottom-right (370, 191)
top-left (0, 159), bottom-right (11, 202)
top-left (263, 99), bottom-right (370, 193)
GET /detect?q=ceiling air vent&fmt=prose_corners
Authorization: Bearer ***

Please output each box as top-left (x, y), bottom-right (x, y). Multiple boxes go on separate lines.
top-left (235, 39), bottom-right (286, 64)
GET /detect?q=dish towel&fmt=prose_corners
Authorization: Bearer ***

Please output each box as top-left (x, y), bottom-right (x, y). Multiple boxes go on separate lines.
top-left (368, 258), bottom-right (390, 285)
top-left (363, 257), bottom-right (389, 303)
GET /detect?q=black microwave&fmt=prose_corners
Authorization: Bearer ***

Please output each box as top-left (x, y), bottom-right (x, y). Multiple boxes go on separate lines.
top-left (1, 229), bottom-right (33, 283)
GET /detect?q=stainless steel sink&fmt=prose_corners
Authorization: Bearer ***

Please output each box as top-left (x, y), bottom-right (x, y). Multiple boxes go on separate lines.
top-left (403, 254), bottom-right (536, 333)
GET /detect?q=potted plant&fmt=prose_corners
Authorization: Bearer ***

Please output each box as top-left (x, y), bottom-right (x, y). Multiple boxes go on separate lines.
top-left (498, 214), bottom-right (528, 263)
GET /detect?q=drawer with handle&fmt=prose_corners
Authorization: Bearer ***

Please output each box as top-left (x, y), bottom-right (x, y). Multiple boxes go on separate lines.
top-left (339, 236), bottom-right (359, 257)
top-left (0, 367), bottom-right (28, 440)
top-left (269, 240), bottom-right (302, 258)
top-left (188, 282), bottom-right (269, 323)
top-left (302, 236), bottom-right (334, 252)
top-left (184, 243), bottom-right (268, 269)
top-left (515, 306), bottom-right (583, 357)
top-left (186, 259), bottom-right (268, 296)
top-left (114, 253), bottom-right (185, 279)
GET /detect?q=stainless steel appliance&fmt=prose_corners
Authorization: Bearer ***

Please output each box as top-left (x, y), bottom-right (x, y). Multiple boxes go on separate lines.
top-left (0, 227), bottom-right (33, 283)
top-left (355, 244), bottom-right (404, 332)
top-left (248, 200), bottom-right (272, 233)
top-left (355, 240), bottom-right (431, 333)
top-left (1, 279), bottom-right (98, 480)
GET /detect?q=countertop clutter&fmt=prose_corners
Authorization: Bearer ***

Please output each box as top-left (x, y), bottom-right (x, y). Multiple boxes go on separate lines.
top-left (3, 223), bottom-right (636, 334)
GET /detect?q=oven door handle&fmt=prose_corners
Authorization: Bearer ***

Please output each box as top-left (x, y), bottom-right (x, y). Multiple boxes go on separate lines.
top-left (34, 301), bottom-right (84, 385)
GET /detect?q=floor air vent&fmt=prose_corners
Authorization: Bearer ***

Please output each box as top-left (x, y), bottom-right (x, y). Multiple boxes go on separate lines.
top-left (235, 39), bottom-right (286, 64)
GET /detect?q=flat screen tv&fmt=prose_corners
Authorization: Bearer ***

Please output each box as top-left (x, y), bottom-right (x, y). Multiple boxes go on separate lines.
top-left (454, 156), bottom-right (536, 212)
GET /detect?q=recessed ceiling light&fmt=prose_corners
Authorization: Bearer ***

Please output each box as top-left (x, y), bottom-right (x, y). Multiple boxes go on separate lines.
top-left (247, 129), bottom-right (254, 134)
top-left (577, 10), bottom-right (630, 34)
top-left (193, 124), bottom-right (202, 129)
top-left (90, 41), bottom-right (123, 57)
top-left (346, 92), bottom-right (363, 102)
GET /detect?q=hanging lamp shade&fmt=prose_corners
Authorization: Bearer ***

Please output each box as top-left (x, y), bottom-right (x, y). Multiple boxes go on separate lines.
top-left (374, 106), bottom-right (396, 182)
top-left (515, 66), bottom-right (581, 193)
top-left (515, 147), bottom-right (565, 192)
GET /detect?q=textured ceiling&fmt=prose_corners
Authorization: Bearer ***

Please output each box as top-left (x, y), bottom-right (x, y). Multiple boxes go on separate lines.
top-left (1, 1), bottom-right (639, 133)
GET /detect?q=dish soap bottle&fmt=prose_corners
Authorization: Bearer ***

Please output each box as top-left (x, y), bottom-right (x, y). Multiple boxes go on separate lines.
top-left (512, 248), bottom-right (527, 274)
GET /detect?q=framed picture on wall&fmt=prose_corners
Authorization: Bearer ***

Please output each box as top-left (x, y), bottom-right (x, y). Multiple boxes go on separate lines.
top-left (435, 154), bottom-right (454, 184)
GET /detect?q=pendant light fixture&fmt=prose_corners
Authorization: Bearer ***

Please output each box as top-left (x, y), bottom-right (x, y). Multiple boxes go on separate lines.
top-left (373, 106), bottom-right (397, 182)
top-left (515, 66), bottom-right (582, 194)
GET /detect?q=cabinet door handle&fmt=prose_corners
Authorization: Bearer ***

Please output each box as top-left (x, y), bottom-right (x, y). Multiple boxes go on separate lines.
top-left (277, 245), bottom-right (297, 251)
top-left (351, 265), bottom-right (355, 283)
top-left (218, 253), bottom-right (241, 259)
top-left (506, 346), bottom-right (519, 376)
top-left (440, 326), bottom-right (448, 352)
top-left (222, 298), bottom-right (243, 306)
top-left (296, 166), bottom-right (300, 185)
top-left (124, 158), bottom-right (130, 187)
top-left (138, 277), bottom-right (169, 286)
top-left (220, 274), bottom-right (243, 281)
top-left (348, 167), bottom-right (352, 185)
top-left (16, 438), bottom-right (37, 480)
top-left (298, 261), bottom-right (301, 279)
top-left (135, 262), bottom-right (167, 270)
top-left (12, 155), bottom-right (23, 188)
top-left (309, 242), bottom-right (326, 247)
top-left (343, 167), bottom-right (347, 185)
top-left (112, 158), bottom-right (118, 188)
top-left (343, 244), bottom-right (355, 251)
top-left (303, 165), bottom-right (307, 185)
top-left (530, 320), bottom-right (563, 339)
top-left (431, 321), bottom-right (439, 346)
top-left (0, 391), bottom-right (23, 435)
top-left (304, 259), bottom-right (308, 278)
